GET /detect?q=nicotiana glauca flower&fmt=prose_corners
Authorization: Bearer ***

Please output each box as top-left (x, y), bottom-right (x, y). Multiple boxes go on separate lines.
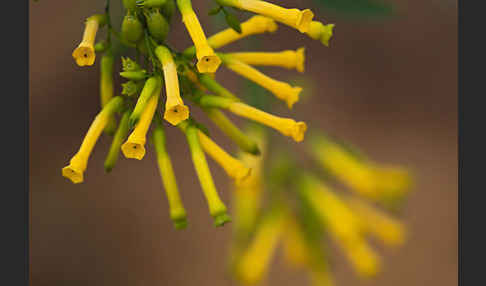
top-left (179, 120), bottom-right (231, 227)
top-left (217, 0), bottom-right (314, 33)
top-left (152, 119), bottom-right (188, 229)
top-left (154, 45), bottom-right (190, 125)
top-left (122, 89), bottom-right (161, 160)
top-left (62, 96), bottom-right (123, 183)
top-left (227, 47), bottom-right (306, 73)
top-left (72, 14), bottom-right (106, 67)
top-left (234, 207), bottom-right (285, 284)
top-left (196, 95), bottom-right (307, 142)
top-left (220, 54), bottom-right (303, 109)
top-left (308, 135), bottom-right (412, 209)
top-left (299, 174), bottom-right (381, 278)
top-left (177, 0), bottom-right (222, 73)
top-left (346, 196), bottom-right (406, 247)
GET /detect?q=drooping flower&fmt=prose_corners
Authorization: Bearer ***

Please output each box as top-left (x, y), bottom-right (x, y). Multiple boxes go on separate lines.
top-left (220, 54), bottom-right (302, 108)
top-left (217, 0), bottom-right (314, 33)
top-left (121, 91), bottom-right (160, 160)
top-left (154, 45), bottom-right (190, 125)
top-left (227, 47), bottom-right (306, 73)
top-left (72, 14), bottom-right (106, 66)
top-left (62, 96), bottom-right (123, 183)
top-left (177, 0), bottom-right (221, 73)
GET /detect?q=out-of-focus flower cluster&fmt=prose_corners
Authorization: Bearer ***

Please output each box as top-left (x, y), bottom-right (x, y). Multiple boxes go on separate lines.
top-left (229, 125), bottom-right (412, 286)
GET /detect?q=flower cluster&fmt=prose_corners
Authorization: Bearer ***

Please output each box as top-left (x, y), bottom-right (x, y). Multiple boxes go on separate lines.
top-left (229, 127), bottom-right (412, 285)
top-left (63, 0), bottom-right (335, 228)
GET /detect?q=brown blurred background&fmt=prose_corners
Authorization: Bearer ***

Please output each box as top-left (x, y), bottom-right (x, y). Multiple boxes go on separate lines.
top-left (30, 0), bottom-right (457, 285)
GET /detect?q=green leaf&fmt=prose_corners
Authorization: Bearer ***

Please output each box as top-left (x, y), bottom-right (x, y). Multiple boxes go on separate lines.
top-left (223, 9), bottom-right (242, 33)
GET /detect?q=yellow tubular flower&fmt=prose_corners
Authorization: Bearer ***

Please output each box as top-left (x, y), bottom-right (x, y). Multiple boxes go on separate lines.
top-left (197, 130), bottom-right (251, 182)
top-left (72, 15), bottom-right (105, 66)
top-left (177, 0), bottom-right (221, 73)
top-left (310, 136), bottom-right (412, 206)
top-left (218, 0), bottom-right (314, 33)
top-left (152, 122), bottom-right (187, 229)
top-left (227, 47), bottom-right (306, 73)
top-left (62, 96), bottom-right (123, 184)
top-left (221, 55), bottom-right (302, 108)
top-left (300, 176), bottom-right (380, 278)
top-left (236, 209), bottom-right (284, 284)
top-left (346, 196), bottom-right (406, 247)
top-left (154, 45), bottom-right (190, 125)
top-left (228, 102), bottom-right (307, 142)
top-left (182, 121), bottom-right (230, 227)
top-left (121, 92), bottom-right (160, 160)
top-left (372, 165), bottom-right (412, 204)
top-left (306, 21), bottom-right (335, 47)
top-left (310, 137), bottom-right (378, 198)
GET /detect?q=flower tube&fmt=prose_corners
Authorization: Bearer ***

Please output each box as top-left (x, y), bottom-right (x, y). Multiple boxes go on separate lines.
top-left (121, 90), bottom-right (160, 160)
top-left (299, 175), bottom-right (381, 277)
top-left (227, 47), bottom-right (305, 73)
top-left (62, 96), bottom-right (123, 183)
top-left (221, 54), bottom-right (302, 108)
top-left (228, 102), bottom-right (307, 142)
top-left (155, 45), bottom-right (190, 125)
top-left (235, 208), bottom-right (284, 284)
top-left (346, 196), bottom-right (406, 247)
top-left (217, 0), bottom-right (313, 33)
top-left (181, 121), bottom-right (231, 227)
top-left (152, 120), bottom-right (188, 229)
top-left (72, 14), bottom-right (106, 66)
top-left (176, 0), bottom-right (221, 73)
top-left (197, 95), bottom-right (307, 142)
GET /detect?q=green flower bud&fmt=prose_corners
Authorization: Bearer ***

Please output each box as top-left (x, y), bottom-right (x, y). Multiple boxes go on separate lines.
top-left (122, 81), bottom-right (145, 96)
top-left (145, 9), bottom-right (169, 42)
top-left (119, 70), bottom-right (148, 81)
top-left (121, 13), bottom-right (144, 44)
top-left (161, 0), bottom-right (176, 22)
top-left (121, 57), bottom-right (141, 72)
top-left (123, 0), bottom-right (138, 10)
top-left (136, 0), bottom-right (167, 8)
